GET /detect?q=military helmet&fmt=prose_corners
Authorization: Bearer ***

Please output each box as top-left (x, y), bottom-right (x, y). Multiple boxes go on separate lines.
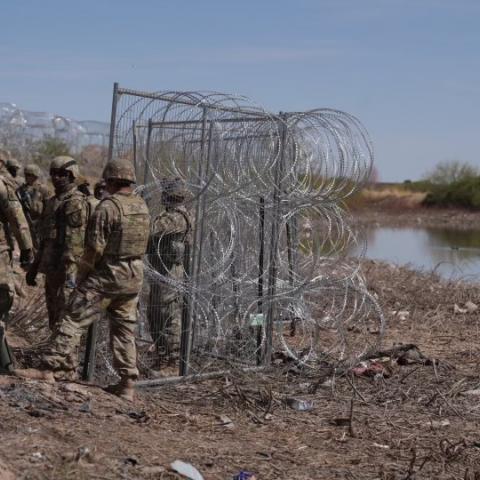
top-left (160, 177), bottom-right (187, 203)
top-left (24, 163), bottom-right (42, 178)
top-left (102, 158), bottom-right (136, 183)
top-left (6, 158), bottom-right (21, 170)
top-left (50, 155), bottom-right (80, 179)
top-left (0, 148), bottom-right (11, 164)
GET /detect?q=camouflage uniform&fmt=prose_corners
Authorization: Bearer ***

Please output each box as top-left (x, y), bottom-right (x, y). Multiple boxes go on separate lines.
top-left (147, 179), bottom-right (191, 360)
top-left (17, 164), bottom-right (51, 249)
top-left (31, 157), bottom-right (88, 330)
top-left (0, 156), bottom-right (33, 321)
top-left (0, 150), bottom-right (32, 374)
top-left (42, 160), bottom-right (150, 381)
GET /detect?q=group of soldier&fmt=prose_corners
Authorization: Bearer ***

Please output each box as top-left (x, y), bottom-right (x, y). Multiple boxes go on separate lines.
top-left (0, 148), bottom-right (191, 402)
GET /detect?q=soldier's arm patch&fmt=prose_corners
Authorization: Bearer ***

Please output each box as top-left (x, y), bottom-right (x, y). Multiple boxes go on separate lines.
top-left (65, 199), bottom-right (85, 228)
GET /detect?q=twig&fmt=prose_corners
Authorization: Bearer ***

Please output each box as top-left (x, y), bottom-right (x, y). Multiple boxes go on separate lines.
top-left (436, 389), bottom-right (464, 418)
top-left (403, 446), bottom-right (417, 480)
top-left (399, 366), bottom-right (421, 384)
top-left (348, 394), bottom-right (355, 438)
top-left (345, 374), bottom-right (369, 404)
top-left (432, 359), bottom-right (440, 383)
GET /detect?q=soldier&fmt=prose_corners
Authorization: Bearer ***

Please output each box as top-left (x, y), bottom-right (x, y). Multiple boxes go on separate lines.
top-left (26, 156), bottom-right (89, 330)
top-left (147, 178), bottom-right (191, 364)
top-left (5, 157), bottom-right (22, 188)
top-left (16, 159), bottom-right (150, 400)
top-left (17, 164), bottom-right (51, 249)
top-left (0, 150), bottom-right (33, 373)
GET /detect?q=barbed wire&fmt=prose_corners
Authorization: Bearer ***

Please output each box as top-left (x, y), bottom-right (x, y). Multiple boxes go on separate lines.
top-left (0, 102), bottom-right (110, 157)
top-left (112, 88), bottom-right (384, 378)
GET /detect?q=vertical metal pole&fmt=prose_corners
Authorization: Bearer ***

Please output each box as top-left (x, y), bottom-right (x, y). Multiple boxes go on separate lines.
top-left (144, 119), bottom-right (153, 186)
top-left (179, 108), bottom-right (209, 376)
top-left (194, 120), bottom-right (214, 286)
top-left (286, 222), bottom-right (294, 287)
top-left (132, 120), bottom-right (137, 172)
top-left (82, 321), bottom-right (99, 381)
top-left (108, 82), bottom-right (119, 162)
top-left (256, 196), bottom-right (265, 364)
top-left (264, 113), bottom-right (287, 364)
top-left (179, 242), bottom-right (192, 373)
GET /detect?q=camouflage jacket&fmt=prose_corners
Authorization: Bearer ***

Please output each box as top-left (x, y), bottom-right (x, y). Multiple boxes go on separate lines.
top-left (149, 205), bottom-right (191, 271)
top-left (152, 205), bottom-right (191, 238)
top-left (77, 191), bottom-right (150, 294)
top-left (0, 173), bottom-right (32, 255)
top-left (37, 184), bottom-right (88, 279)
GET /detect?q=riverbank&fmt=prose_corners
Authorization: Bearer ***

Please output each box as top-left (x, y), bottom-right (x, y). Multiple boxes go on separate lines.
top-left (353, 205), bottom-right (480, 230)
top-left (2, 260), bottom-right (480, 479)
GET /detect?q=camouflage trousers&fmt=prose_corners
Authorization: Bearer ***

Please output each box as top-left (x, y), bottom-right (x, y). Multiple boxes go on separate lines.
top-left (44, 270), bottom-right (70, 331)
top-left (0, 251), bottom-right (14, 319)
top-left (42, 283), bottom-right (140, 379)
top-left (148, 268), bottom-right (183, 359)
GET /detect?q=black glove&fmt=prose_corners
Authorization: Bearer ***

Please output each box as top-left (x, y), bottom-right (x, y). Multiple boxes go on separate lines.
top-left (25, 265), bottom-right (38, 287)
top-left (19, 249), bottom-right (33, 271)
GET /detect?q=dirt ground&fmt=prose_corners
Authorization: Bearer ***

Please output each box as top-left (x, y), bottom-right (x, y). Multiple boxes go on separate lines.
top-left (2, 256), bottom-right (480, 479)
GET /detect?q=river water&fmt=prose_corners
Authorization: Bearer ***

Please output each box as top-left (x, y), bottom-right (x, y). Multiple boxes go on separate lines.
top-left (358, 227), bottom-right (480, 281)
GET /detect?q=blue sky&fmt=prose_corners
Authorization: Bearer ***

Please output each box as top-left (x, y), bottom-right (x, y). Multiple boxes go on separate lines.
top-left (1, 0), bottom-right (479, 181)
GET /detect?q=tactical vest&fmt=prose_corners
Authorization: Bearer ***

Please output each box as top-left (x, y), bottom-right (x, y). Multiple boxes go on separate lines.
top-left (103, 194), bottom-right (150, 258)
top-left (40, 188), bottom-right (85, 247)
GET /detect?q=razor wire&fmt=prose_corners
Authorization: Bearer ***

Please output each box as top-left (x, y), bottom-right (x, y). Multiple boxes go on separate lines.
top-left (0, 102), bottom-right (109, 155)
top-left (110, 87), bottom-right (384, 377)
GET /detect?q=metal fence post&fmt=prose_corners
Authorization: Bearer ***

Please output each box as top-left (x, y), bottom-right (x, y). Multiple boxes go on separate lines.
top-left (82, 321), bottom-right (99, 381)
top-left (256, 196), bottom-right (265, 364)
top-left (179, 108), bottom-right (209, 376)
top-left (108, 82), bottom-right (119, 161)
top-left (144, 118), bottom-right (153, 186)
top-left (264, 113), bottom-right (287, 364)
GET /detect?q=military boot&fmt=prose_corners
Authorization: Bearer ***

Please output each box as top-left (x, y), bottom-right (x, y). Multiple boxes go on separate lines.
top-left (13, 368), bottom-right (55, 383)
top-left (104, 377), bottom-right (135, 402)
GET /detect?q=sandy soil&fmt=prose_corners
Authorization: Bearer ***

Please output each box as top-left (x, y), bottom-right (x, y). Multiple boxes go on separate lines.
top-left (2, 259), bottom-right (480, 479)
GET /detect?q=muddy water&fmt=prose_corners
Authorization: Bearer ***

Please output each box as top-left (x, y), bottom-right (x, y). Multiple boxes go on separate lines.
top-left (359, 227), bottom-right (480, 281)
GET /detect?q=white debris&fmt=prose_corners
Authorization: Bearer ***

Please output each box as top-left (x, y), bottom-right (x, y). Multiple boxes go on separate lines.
top-left (465, 301), bottom-right (478, 313)
top-left (463, 389), bottom-right (480, 396)
top-left (217, 414), bottom-right (235, 429)
top-left (373, 443), bottom-right (390, 449)
top-left (425, 419), bottom-right (450, 428)
top-left (454, 304), bottom-right (468, 314)
top-left (397, 310), bottom-right (410, 320)
top-left (170, 460), bottom-right (204, 480)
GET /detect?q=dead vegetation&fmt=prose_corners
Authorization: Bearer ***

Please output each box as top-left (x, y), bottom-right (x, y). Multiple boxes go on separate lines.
top-left (358, 187), bottom-right (427, 210)
top-left (1, 260), bottom-right (480, 478)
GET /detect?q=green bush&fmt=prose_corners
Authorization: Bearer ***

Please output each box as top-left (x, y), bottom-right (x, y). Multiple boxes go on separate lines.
top-left (424, 160), bottom-right (479, 185)
top-left (423, 176), bottom-right (480, 209)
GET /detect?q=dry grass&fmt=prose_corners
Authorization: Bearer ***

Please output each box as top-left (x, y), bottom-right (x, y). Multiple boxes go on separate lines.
top-left (359, 187), bottom-right (427, 210)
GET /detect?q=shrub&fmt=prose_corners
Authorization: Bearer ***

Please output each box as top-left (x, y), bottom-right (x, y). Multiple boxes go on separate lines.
top-left (424, 160), bottom-right (478, 185)
top-left (423, 176), bottom-right (480, 209)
